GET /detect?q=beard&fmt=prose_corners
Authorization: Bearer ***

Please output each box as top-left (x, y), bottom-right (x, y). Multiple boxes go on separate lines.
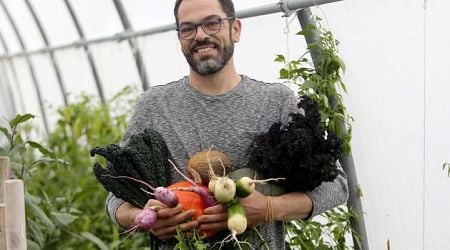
top-left (183, 39), bottom-right (234, 75)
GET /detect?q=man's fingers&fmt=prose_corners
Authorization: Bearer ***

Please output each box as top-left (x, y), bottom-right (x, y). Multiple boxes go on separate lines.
top-left (145, 199), bottom-right (164, 208)
top-left (156, 204), bottom-right (184, 218)
top-left (203, 203), bottom-right (227, 214)
top-left (152, 209), bottom-right (195, 230)
top-left (197, 212), bottom-right (227, 223)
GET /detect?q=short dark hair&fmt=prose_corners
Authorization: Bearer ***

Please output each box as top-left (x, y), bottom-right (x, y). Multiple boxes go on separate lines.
top-left (174, 0), bottom-right (235, 25)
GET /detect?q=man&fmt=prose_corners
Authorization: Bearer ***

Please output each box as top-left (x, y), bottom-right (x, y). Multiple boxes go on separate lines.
top-left (107, 0), bottom-right (348, 249)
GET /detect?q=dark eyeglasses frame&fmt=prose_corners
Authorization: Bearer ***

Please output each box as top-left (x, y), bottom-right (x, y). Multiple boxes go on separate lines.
top-left (176, 16), bottom-right (235, 40)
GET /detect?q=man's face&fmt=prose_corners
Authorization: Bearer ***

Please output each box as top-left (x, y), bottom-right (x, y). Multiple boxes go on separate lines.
top-left (177, 0), bottom-right (240, 75)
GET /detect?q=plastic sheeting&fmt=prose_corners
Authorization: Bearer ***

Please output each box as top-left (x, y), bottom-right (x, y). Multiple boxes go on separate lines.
top-left (0, 0), bottom-right (449, 249)
top-left (320, 0), bottom-right (450, 249)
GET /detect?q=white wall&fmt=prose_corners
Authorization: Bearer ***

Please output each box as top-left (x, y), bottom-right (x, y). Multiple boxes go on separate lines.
top-left (318, 0), bottom-right (450, 249)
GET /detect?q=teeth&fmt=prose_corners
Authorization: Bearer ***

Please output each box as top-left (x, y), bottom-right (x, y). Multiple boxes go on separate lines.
top-left (196, 45), bottom-right (215, 53)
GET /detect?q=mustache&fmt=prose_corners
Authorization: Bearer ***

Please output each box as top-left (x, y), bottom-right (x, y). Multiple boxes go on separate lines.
top-left (190, 40), bottom-right (220, 52)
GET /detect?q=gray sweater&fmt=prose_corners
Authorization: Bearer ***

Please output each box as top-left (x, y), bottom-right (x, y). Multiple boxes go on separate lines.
top-left (106, 75), bottom-right (349, 249)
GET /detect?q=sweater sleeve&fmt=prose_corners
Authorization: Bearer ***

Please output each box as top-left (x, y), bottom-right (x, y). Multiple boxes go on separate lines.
top-left (105, 193), bottom-right (126, 228)
top-left (306, 160), bottom-right (349, 217)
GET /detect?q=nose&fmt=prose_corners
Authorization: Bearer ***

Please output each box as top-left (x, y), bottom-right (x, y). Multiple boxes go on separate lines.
top-left (194, 25), bottom-right (210, 41)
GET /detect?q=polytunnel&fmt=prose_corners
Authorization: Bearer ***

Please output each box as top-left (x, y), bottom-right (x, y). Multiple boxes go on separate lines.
top-left (0, 0), bottom-right (449, 249)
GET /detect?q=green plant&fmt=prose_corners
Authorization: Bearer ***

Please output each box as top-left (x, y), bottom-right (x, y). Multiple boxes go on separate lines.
top-left (276, 18), bottom-right (353, 156)
top-left (286, 207), bottom-right (360, 250)
top-left (0, 87), bottom-right (152, 249)
top-left (276, 17), bottom-right (357, 249)
top-left (444, 162), bottom-right (450, 177)
top-left (0, 114), bottom-right (63, 177)
top-left (174, 226), bottom-right (209, 250)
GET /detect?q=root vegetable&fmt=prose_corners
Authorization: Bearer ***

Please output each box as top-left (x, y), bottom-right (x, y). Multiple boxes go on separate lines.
top-left (102, 175), bottom-right (178, 208)
top-left (123, 207), bottom-right (157, 234)
top-left (169, 159), bottom-right (216, 207)
top-left (227, 202), bottom-right (247, 235)
top-left (134, 207), bottom-right (157, 230)
top-left (208, 179), bottom-right (217, 193)
top-left (167, 181), bottom-right (216, 237)
top-left (235, 177), bottom-right (255, 198)
top-left (216, 201), bottom-right (251, 250)
top-left (188, 149), bottom-right (231, 185)
top-left (214, 177), bottom-right (236, 203)
top-left (235, 176), bottom-right (285, 198)
top-left (154, 186), bottom-right (179, 208)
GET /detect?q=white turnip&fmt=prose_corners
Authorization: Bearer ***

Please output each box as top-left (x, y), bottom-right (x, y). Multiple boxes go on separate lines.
top-left (213, 177), bottom-right (236, 203)
top-left (235, 176), bottom-right (285, 198)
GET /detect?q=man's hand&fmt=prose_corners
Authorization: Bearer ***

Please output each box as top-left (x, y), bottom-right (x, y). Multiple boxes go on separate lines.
top-left (196, 203), bottom-right (228, 232)
top-left (196, 190), bottom-right (314, 232)
top-left (197, 190), bottom-right (267, 232)
top-left (238, 190), bottom-right (267, 227)
top-left (146, 199), bottom-right (198, 241)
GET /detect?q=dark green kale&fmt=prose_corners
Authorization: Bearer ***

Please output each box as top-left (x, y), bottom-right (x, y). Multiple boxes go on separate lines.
top-left (91, 128), bottom-right (172, 208)
top-left (246, 95), bottom-right (341, 192)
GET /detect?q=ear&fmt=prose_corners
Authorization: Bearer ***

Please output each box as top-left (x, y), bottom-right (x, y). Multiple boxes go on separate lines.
top-left (231, 19), bottom-right (242, 43)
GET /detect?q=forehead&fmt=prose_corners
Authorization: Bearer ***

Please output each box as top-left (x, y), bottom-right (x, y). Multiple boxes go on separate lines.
top-left (178, 0), bottom-right (225, 23)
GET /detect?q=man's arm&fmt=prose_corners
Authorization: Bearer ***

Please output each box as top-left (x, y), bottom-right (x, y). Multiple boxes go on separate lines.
top-left (306, 162), bottom-right (349, 217)
top-left (109, 195), bottom-right (199, 240)
top-left (198, 162), bottom-right (348, 231)
top-left (197, 190), bottom-right (312, 232)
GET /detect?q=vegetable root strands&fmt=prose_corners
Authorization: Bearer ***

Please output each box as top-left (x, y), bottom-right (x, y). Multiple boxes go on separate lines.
top-left (168, 159), bottom-right (216, 207)
top-left (215, 201), bottom-right (253, 250)
top-left (101, 174), bottom-right (178, 208)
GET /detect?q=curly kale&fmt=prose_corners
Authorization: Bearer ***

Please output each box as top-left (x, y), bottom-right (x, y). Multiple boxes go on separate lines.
top-left (246, 95), bottom-right (341, 192)
top-left (90, 128), bottom-right (172, 208)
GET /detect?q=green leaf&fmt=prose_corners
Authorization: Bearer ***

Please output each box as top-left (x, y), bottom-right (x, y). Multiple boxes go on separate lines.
top-left (52, 212), bottom-right (78, 226)
top-left (0, 126), bottom-right (9, 137)
top-left (297, 23), bottom-right (316, 37)
top-left (27, 239), bottom-right (41, 250)
top-left (81, 232), bottom-right (110, 250)
top-left (27, 219), bottom-right (45, 247)
top-left (274, 54), bottom-right (285, 63)
top-left (9, 113), bottom-right (35, 128)
top-left (279, 68), bottom-right (289, 79)
top-left (25, 195), bottom-right (55, 231)
top-left (443, 163), bottom-right (450, 177)
top-left (27, 141), bottom-right (56, 158)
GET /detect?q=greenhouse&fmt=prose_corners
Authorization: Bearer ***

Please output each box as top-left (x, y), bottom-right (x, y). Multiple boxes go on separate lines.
top-left (0, 0), bottom-right (449, 249)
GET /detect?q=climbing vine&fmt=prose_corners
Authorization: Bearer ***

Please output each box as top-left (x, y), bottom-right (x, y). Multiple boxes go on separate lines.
top-left (276, 18), bottom-right (353, 155)
top-left (277, 17), bottom-right (358, 249)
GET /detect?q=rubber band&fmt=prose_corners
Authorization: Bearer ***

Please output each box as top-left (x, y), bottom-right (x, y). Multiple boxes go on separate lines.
top-left (265, 196), bottom-right (273, 223)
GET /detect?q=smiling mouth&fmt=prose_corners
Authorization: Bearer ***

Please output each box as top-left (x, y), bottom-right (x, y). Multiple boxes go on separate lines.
top-left (193, 44), bottom-right (217, 54)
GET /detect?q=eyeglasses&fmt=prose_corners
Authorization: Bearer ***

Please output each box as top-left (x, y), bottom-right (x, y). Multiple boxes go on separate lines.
top-left (177, 16), bottom-right (235, 40)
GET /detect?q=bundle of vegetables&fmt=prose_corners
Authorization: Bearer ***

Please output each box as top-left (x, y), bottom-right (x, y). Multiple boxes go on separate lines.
top-left (192, 158), bottom-right (283, 248)
top-left (91, 129), bottom-right (220, 234)
top-left (246, 95), bottom-right (342, 192)
top-left (90, 128), bottom-right (173, 208)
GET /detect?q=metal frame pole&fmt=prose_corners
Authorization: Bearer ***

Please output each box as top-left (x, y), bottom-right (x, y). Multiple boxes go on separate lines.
top-left (0, 31), bottom-right (25, 113)
top-left (0, 34), bottom-right (17, 115)
top-left (23, 0), bottom-right (68, 106)
top-left (296, 8), bottom-right (369, 250)
top-left (0, 0), bottom-right (49, 134)
top-left (63, 0), bottom-right (105, 103)
top-left (0, 0), bottom-right (343, 60)
top-left (112, 0), bottom-right (150, 90)
top-left (0, 60), bottom-right (15, 116)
